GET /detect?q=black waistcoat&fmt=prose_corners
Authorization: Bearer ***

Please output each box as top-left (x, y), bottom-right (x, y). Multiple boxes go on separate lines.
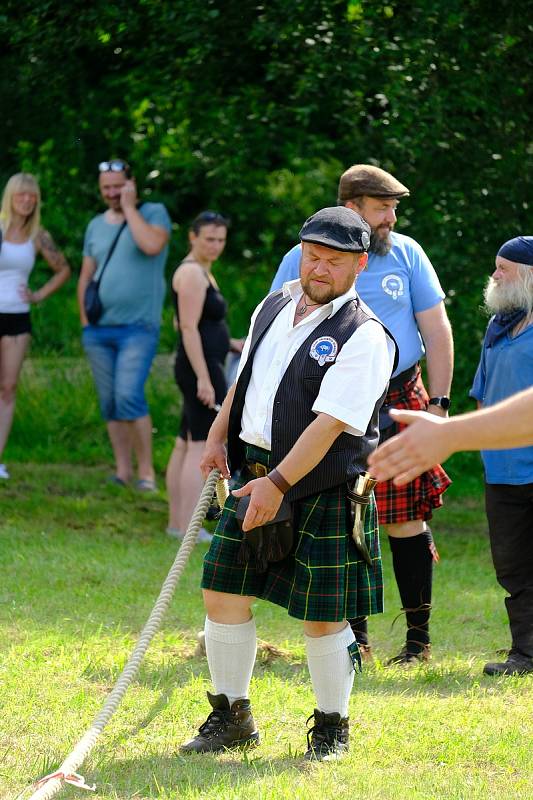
top-left (227, 290), bottom-right (397, 502)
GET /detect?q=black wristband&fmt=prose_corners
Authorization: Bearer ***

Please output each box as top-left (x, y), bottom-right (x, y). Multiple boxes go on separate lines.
top-left (428, 396), bottom-right (451, 410)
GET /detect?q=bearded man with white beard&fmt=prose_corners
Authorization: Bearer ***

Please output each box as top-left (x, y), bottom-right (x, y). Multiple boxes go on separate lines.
top-left (470, 235), bottom-right (533, 676)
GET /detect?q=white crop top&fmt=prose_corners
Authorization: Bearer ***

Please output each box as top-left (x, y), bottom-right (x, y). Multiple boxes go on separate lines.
top-left (0, 239), bottom-right (36, 313)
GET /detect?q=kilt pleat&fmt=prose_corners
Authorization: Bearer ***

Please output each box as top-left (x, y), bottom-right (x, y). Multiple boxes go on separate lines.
top-left (375, 369), bottom-right (451, 524)
top-left (201, 445), bottom-right (383, 621)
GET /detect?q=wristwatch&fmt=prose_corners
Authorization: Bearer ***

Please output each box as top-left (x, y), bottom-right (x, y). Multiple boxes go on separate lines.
top-left (428, 396), bottom-right (451, 410)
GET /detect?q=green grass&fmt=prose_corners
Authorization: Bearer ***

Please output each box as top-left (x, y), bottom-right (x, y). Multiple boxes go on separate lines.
top-left (7, 355), bottom-right (181, 472)
top-left (1, 464), bottom-right (531, 800)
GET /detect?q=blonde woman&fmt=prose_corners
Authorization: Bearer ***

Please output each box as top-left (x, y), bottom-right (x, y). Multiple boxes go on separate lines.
top-left (0, 173), bottom-right (71, 478)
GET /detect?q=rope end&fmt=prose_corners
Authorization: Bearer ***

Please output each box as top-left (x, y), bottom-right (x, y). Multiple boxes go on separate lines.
top-left (34, 770), bottom-right (96, 792)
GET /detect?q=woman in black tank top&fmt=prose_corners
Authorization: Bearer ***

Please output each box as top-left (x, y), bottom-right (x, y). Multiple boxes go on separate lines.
top-left (166, 211), bottom-right (244, 540)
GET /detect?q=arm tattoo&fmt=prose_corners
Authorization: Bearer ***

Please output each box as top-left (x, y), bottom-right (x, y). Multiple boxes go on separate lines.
top-left (37, 229), bottom-right (68, 270)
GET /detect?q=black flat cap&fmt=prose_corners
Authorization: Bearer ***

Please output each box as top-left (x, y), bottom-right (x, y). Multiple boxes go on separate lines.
top-left (338, 164), bottom-right (410, 203)
top-left (299, 206), bottom-right (371, 253)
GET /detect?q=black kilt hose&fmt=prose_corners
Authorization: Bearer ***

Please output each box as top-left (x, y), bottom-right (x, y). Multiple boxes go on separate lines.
top-left (202, 445), bottom-right (383, 622)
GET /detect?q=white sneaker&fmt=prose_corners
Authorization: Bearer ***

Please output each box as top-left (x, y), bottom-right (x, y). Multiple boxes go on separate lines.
top-left (166, 526), bottom-right (213, 543)
top-left (198, 527), bottom-right (214, 543)
top-left (0, 464), bottom-right (10, 479)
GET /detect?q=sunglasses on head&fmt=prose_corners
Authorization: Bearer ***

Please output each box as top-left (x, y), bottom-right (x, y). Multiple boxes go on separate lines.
top-left (98, 160), bottom-right (130, 175)
top-left (196, 211), bottom-right (228, 225)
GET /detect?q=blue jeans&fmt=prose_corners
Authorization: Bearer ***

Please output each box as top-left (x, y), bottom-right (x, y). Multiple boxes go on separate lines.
top-left (82, 323), bottom-right (159, 421)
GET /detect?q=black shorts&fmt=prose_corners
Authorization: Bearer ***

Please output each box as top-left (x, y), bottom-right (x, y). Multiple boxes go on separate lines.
top-left (0, 312), bottom-right (32, 337)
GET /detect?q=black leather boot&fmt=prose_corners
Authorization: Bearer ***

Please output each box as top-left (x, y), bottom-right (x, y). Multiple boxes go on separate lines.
top-left (304, 709), bottom-right (349, 761)
top-left (483, 649), bottom-right (533, 676)
top-left (180, 692), bottom-right (259, 754)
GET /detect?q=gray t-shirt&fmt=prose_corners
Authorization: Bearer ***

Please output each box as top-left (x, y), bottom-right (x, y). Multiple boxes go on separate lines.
top-left (83, 202), bottom-right (172, 327)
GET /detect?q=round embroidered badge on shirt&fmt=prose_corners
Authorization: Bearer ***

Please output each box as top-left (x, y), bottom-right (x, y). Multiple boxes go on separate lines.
top-left (309, 336), bottom-right (338, 367)
top-left (382, 273), bottom-right (404, 300)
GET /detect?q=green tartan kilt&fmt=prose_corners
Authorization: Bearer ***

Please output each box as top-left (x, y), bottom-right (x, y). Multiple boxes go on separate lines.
top-left (201, 446), bottom-right (383, 622)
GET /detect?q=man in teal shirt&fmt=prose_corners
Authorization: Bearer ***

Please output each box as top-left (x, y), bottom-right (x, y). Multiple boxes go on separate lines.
top-left (77, 160), bottom-right (171, 489)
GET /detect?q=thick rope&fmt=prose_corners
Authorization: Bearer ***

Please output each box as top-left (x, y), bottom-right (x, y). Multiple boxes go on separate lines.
top-left (28, 469), bottom-right (226, 800)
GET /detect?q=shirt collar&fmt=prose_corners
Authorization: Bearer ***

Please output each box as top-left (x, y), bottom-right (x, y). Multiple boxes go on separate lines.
top-left (282, 279), bottom-right (357, 318)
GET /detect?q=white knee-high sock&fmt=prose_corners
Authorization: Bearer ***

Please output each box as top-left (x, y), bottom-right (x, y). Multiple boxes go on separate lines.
top-left (305, 624), bottom-right (356, 717)
top-left (204, 616), bottom-right (257, 706)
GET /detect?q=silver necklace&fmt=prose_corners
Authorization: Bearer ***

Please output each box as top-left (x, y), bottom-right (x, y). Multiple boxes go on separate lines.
top-left (296, 296), bottom-right (321, 317)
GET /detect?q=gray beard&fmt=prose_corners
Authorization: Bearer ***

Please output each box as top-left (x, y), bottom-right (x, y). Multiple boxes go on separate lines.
top-left (484, 277), bottom-right (531, 314)
top-left (369, 231), bottom-right (393, 256)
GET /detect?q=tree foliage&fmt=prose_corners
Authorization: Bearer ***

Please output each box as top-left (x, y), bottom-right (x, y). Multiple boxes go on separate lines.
top-left (1, 0), bottom-right (532, 405)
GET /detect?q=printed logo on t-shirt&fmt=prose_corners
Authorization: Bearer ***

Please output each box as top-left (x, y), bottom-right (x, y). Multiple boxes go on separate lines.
top-left (382, 274), bottom-right (404, 301)
top-left (309, 336), bottom-right (338, 367)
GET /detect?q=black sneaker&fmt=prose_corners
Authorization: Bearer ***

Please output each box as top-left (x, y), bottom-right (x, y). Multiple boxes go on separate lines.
top-left (180, 692), bottom-right (260, 754)
top-left (304, 709), bottom-right (349, 762)
top-left (483, 649), bottom-right (533, 676)
top-left (385, 643), bottom-right (431, 667)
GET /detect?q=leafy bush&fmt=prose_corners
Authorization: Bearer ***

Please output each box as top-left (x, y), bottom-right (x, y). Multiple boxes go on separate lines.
top-left (1, 0), bottom-right (531, 411)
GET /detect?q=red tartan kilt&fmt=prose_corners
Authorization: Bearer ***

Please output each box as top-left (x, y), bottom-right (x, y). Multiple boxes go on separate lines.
top-left (374, 369), bottom-right (451, 524)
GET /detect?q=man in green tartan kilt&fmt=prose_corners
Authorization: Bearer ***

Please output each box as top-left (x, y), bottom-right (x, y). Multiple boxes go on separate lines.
top-left (180, 207), bottom-right (397, 761)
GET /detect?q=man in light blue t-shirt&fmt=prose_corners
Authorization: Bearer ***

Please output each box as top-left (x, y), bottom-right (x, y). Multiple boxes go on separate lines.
top-left (470, 236), bottom-right (533, 677)
top-left (77, 159), bottom-right (171, 490)
top-left (270, 164), bottom-right (454, 666)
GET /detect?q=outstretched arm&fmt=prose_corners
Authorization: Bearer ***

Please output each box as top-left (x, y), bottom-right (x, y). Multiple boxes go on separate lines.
top-left (368, 388), bottom-right (533, 486)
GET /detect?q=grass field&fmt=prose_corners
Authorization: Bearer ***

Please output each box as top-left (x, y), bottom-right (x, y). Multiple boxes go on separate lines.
top-left (1, 461), bottom-right (532, 800)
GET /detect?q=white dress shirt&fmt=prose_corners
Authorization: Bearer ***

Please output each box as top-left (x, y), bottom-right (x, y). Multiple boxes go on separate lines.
top-left (237, 280), bottom-right (396, 449)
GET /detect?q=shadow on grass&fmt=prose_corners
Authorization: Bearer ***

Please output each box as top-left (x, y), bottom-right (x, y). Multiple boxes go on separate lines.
top-left (92, 750), bottom-right (311, 798)
top-left (75, 647), bottom-right (527, 708)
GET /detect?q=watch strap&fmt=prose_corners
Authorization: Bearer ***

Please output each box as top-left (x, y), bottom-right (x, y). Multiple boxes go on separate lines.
top-left (428, 396), bottom-right (450, 410)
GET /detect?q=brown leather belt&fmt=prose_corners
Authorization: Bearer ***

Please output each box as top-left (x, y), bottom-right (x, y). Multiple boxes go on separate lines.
top-left (247, 462), bottom-right (269, 478)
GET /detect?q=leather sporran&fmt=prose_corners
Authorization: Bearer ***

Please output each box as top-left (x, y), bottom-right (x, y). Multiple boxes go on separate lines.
top-left (235, 495), bottom-right (293, 573)
top-left (84, 280), bottom-right (103, 324)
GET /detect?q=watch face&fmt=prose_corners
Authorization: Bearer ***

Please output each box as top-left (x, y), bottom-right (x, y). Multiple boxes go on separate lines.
top-left (430, 396), bottom-right (450, 410)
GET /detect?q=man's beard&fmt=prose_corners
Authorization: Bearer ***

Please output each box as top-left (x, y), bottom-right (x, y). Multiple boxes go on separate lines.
top-left (301, 269), bottom-right (355, 305)
top-left (300, 277), bottom-right (336, 305)
top-left (484, 276), bottom-right (531, 314)
top-left (369, 225), bottom-right (393, 256)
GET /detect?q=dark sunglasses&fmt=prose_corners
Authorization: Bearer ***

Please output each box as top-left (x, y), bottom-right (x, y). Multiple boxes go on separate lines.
top-left (98, 160), bottom-right (130, 174)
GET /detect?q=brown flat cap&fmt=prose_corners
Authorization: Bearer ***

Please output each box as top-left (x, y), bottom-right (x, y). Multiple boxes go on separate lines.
top-left (338, 164), bottom-right (410, 203)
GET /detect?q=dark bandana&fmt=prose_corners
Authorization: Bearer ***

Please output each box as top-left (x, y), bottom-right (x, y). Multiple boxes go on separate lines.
top-left (485, 308), bottom-right (527, 348)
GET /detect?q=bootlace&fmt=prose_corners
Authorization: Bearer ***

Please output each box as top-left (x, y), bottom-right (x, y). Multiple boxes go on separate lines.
top-left (390, 603), bottom-right (432, 632)
top-left (198, 708), bottom-right (231, 738)
top-left (306, 714), bottom-right (338, 751)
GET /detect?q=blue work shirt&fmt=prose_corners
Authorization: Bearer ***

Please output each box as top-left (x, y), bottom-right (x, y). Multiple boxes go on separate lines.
top-left (470, 322), bottom-right (533, 485)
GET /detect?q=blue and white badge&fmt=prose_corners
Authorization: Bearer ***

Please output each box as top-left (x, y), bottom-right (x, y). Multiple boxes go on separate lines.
top-left (309, 336), bottom-right (338, 367)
